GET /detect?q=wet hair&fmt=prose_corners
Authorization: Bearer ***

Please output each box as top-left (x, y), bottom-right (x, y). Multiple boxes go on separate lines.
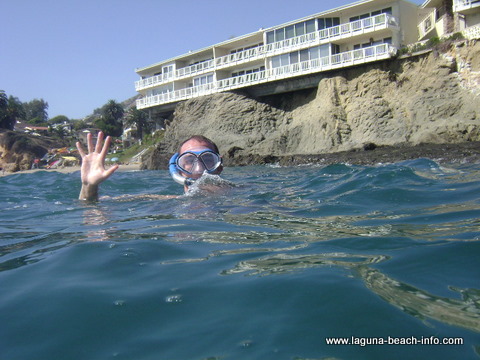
top-left (178, 135), bottom-right (220, 154)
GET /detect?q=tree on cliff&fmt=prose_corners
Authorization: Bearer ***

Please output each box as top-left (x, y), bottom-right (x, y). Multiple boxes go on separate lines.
top-left (23, 98), bottom-right (49, 124)
top-left (94, 99), bottom-right (124, 137)
top-left (124, 107), bottom-right (150, 141)
top-left (0, 91), bottom-right (25, 130)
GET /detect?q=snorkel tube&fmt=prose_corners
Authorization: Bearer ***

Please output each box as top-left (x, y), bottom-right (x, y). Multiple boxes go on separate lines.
top-left (169, 153), bottom-right (195, 187)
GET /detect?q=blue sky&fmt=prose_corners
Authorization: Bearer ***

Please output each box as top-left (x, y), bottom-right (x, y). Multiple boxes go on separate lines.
top-left (2, 0), bottom-right (423, 120)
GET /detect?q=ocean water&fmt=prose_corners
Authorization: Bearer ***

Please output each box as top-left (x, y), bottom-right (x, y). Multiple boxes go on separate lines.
top-left (1, 159), bottom-right (479, 360)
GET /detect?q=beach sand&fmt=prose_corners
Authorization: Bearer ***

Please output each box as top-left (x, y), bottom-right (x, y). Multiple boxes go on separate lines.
top-left (0, 163), bottom-right (142, 177)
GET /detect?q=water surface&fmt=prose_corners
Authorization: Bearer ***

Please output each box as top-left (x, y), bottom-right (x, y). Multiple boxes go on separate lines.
top-left (1, 159), bottom-right (479, 359)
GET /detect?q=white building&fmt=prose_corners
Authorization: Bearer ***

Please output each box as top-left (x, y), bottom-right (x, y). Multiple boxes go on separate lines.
top-left (135, 0), bottom-right (420, 115)
top-left (418, 0), bottom-right (480, 40)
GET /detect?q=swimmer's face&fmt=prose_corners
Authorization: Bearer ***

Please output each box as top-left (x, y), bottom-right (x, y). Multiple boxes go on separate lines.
top-left (178, 139), bottom-right (223, 180)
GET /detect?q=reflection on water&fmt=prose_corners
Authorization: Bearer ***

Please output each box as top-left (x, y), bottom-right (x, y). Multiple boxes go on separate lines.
top-left (357, 266), bottom-right (480, 333)
top-left (220, 249), bottom-right (480, 333)
top-left (221, 252), bottom-right (389, 275)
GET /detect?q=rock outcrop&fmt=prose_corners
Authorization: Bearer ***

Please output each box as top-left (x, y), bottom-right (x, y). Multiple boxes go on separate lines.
top-left (0, 130), bottom-right (66, 172)
top-left (143, 40), bottom-right (480, 169)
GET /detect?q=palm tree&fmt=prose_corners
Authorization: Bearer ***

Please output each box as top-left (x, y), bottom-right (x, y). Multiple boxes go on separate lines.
top-left (124, 107), bottom-right (149, 141)
top-left (95, 99), bottom-right (124, 137)
top-left (0, 91), bottom-right (25, 130)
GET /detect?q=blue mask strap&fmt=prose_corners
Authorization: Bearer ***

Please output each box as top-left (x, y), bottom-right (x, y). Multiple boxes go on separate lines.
top-left (169, 153), bottom-right (195, 186)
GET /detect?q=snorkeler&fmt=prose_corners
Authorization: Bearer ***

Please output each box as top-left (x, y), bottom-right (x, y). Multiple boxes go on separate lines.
top-left (76, 132), bottom-right (223, 201)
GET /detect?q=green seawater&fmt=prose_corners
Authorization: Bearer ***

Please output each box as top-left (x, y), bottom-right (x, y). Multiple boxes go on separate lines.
top-left (1, 159), bottom-right (479, 360)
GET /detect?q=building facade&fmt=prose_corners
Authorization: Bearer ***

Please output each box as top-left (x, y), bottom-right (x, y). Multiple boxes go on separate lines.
top-left (418, 0), bottom-right (480, 40)
top-left (135, 0), bottom-right (420, 115)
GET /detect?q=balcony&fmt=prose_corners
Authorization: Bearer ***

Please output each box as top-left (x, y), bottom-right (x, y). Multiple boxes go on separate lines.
top-left (136, 44), bottom-right (396, 110)
top-left (135, 13), bottom-right (398, 92)
top-left (454, 0), bottom-right (480, 12)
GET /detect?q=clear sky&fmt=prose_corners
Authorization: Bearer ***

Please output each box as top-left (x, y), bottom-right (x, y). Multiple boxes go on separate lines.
top-left (1, 0), bottom-right (423, 120)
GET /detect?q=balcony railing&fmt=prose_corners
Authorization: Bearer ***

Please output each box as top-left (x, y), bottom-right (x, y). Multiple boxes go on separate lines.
top-left (135, 13), bottom-right (398, 91)
top-left (454, 0), bottom-right (480, 12)
top-left (136, 44), bottom-right (396, 109)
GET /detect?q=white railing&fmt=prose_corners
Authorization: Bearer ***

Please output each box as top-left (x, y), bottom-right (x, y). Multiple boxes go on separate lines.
top-left (176, 59), bottom-right (215, 78)
top-left (463, 24), bottom-right (480, 39)
top-left (136, 44), bottom-right (396, 109)
top-left (454, 0), bottom-right (480, 11)
top-left (135, 13), bottom-right (398, 91)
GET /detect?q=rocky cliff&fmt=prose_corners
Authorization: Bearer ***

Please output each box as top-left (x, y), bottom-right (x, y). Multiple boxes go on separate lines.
top-left (143, 40), bottom-right (480, 169)
top-left (0, 130), bottom-right (66, 172)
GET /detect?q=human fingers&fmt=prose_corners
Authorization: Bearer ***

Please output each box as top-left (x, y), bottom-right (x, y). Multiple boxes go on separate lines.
top-left (104, 164), bottom-right (119, 179)
top-left (87, 133), bottom-right (94, 153)
top-left (100, 135), bottom-right (112, 158)
top-left (76, 141), bottom-right (86, 158)
top-left (95, 131), bottom-right (105, 153)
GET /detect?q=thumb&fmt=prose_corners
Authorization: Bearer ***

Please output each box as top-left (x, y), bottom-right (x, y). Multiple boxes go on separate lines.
top-left (104, 164), bottom-right (119, 179)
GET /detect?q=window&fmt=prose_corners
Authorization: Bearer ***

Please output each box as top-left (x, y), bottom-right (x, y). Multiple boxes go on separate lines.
top-left (306, 19), bottom-right (316, 33)
top-left (163, 65), bottom-right (173, 73)
top-left (275, 28), bottom-right (285, 41)
top-left (286, 25), bottom-right (295, 39)
top-left (318, 17), bottom-right (340, 30)
top-left (232, 66), bottom-right (265, 77)
top-left (271, 46), bottom-right (329, 68)
top-left (271, 53), bottom-right (291, 68)
top-left (266, 19), bottom-right (317, 44)
top-left (295, 23), bottom-right (305, 36)
top-left (353, 37), bottom-right (392, 50)
top-left (229, 43), bottom-right (263, 54)
top-left (351, 7), bottom-right (392, 21)
top-left (193, 74), bottom-right (214, 87)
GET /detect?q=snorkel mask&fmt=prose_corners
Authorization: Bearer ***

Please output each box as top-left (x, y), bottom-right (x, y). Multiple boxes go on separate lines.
top-left (169, 150), bottom-right (222, 186)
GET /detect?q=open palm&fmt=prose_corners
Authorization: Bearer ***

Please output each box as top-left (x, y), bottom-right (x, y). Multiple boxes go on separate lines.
top-left (76, 131), bottom-right (118, 186)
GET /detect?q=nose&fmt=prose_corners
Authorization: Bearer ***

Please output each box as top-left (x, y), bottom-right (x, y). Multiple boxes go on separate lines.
top-left (192, 159), bottom-right (205, 174)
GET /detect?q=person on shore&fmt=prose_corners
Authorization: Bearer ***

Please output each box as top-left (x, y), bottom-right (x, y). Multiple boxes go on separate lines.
top-left (76, 131), bottom-right (223, 201)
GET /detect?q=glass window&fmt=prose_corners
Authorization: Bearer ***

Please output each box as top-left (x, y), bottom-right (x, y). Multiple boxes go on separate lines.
top-left (318, 18), bottom-right (325, 30)
top-left (272, 56), bottom-right (281, 68)
top-left (290, 52), bottom-right (299, 64)
top-left (266, 31), bottom-right (275, 44)
top-left (285, 25), bottom-right (295, 39)
top-left (310, 46), bottom-right (320, 59)
top-left (306, 19), bottom-right (316, 33)
top-left (275, 28), bottom-right (285, 41)
top-left (319, 44), bottom-right (330, 57)
top-left (382, 7), bottom-right (392, 14)
top-left (295, 23), bottom-right (305, 36)
top-left (300, 49), bottom-right (309, 62)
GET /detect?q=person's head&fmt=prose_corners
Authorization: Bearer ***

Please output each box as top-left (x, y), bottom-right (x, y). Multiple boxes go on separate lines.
top-left (169, 135), bottom-right (223, 189)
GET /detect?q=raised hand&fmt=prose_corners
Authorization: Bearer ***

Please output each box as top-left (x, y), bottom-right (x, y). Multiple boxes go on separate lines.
top-left (76, 131), bottom-right (118, 200)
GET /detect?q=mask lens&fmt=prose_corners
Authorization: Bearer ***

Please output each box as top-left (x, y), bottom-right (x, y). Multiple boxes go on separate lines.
top-left (176, 151), bottom-right (221, 174)
top-left (177, 153), bottom-right (197, 173)
top-left (200, 152), bottom-right (220, 171)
